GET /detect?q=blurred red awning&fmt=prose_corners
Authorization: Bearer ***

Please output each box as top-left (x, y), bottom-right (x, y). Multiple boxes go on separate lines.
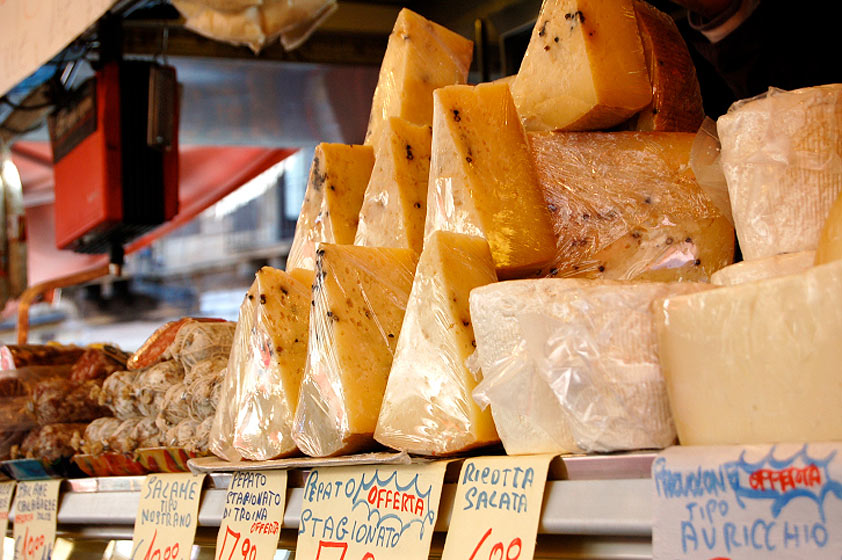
top-left (11, 141), bottom-right (296, 286)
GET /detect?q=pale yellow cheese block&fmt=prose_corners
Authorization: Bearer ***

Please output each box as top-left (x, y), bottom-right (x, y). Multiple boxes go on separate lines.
top-left (355, 117), bottom-right (432, 253)
top-left (718, 84), bottom-right (842, 260)
top-left (230, 267), bottom-right (312, 460)
top-left (529, 131), bottom-right (734, 281)
top-left (425, 83), bottom-right (556, 278)
top-left (286, 143), bottom-right (374, 273)
top-left (711, 251), bottom-right (815, 286)
top-left (510, 0), bottom-right (652, 131)
top-left (815, 189), bottom-right (842, 264)
top-left (364, 8), bottom-right (473, 146)
top-left (375, 231), bottom-right (499, 456)
top-left (630, 0), bottom-right (704, 132)
top-left (293, 244), bottom-right (417, 457)
top-left (656, 258), bottom-right (842, 445)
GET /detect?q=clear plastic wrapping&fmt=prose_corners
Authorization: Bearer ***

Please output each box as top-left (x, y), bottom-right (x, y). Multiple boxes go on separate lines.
top-left (510, 0), bottom-right (651, 131)
top-left (374, 231), bottom-right (499, 456)
top-left (656, 258), bottom-right (842, 445)
top-left (717, 84), bottom-right (842, 260)
top-left (529, 130), bottom-right (735, 281)
top-left (293, 245), bottom-right (417, 457)
top-left (470, 279), bottom-right (711, 454)
top-left (363, 8), bottom-right (473, 147)
top-left (210, 267), bottom-right (311, 461)
top-left (710, 251), bottom-right (815, 286)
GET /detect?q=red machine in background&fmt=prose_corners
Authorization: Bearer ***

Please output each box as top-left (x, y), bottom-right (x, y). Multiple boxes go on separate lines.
top-left (49, 60), bottom-right (179, 255)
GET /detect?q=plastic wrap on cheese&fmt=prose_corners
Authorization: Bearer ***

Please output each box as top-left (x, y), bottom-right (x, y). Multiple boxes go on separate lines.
top-left (530, 131), bottom-right (735, 281)
top-left (355, 117), bottom-right (432, 253)
top-left (710, 251), bottom-right (815, 286)
top-left (471, 279), bottom-right (711, 454)
top-left (689, 118), bottom-right (733, 225)
top-left (209, 267), bottom-right (311, 461)
top-left (374, 231), bottom-right (499, 456)
top-left (364, 8), bottom-right (473, 147)
top-left (425, 83), bottom-right (556, 278)
top-left (815, 189), bottom-right (842, 264)
top-left (630, 0), bottom-right (703, 132)
top-left (286, 143), bottom-right (374, 273)
top-left (510, 0), bottom-right (651, 131)
top-left (293, 245), bottom-right (417, 457)
top-left (717, 84), bottom-right (842, 260)
top-left (656, 259), bottom-right (842, 445)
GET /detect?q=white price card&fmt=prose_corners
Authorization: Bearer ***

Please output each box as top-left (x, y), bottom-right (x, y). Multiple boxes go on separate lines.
top-left (441, 455), bottom-right (554, 560)
top-left (653, 442), bottom-right (842, 559)
top-left (0, 481), bottom-right (16, 560)
top-left (12, 479), bottom-right (61, 560)
top-left (296, 462), bottom-right (449, 560)
top-left (215, 471), bottom-right (287, 560)
top-left (131, 473), bottom-right (206, 560)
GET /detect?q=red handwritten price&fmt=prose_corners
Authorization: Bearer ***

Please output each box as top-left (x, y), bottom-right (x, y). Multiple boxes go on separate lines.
top-left (217, 526), bottom-right (258, 560)
top-left (135, 528), bottom-right (180, 560)
top-left (469, 528), bottom-right (522, 560)
top-left (16, 526), bottom-right (48, 560)
top-left (314, 541), bottom-right (375, 560)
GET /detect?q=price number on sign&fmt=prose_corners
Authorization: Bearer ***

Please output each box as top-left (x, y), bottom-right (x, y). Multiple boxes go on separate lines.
top-left (314, 541), bottom-right (375, 560)
top-left (469, 529), bottom-right (522, 560)
top-left (217, 526), bottom-right (258, 560)
top-left (16, 526), bottom-right (49, 560)
top-left (137, 529), bottom-right (180, 560)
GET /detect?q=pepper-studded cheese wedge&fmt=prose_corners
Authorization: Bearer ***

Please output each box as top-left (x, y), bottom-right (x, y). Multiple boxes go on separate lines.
top-left (375, 231), bottom-right (499, 456)
top-left (286, 143), bottom-right (374, 273)
top-left (425, 83), bottom-right (556, 278)
top-left (529, 131), bottom-right (734, 281)
top-left (293, 244), bottom-right (417, 457)
top-left (630, 0), bottom-right (704, 132)
top-left (364, 8), bottom-right (473, 147)
top-left (355, 117), bottom-right (432, 253)
top-left (510, 0), bottom-right (652, 131)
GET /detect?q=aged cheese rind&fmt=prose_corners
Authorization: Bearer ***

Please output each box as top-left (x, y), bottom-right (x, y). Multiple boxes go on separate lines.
top-left (286, 143), bottom-right (374, 272)
top-left (717, 84), bottom-right (842, 260)
top-left (425, 83), bottom-right (556, 277)
top-left (710, 251), bottom-right (815, 286)
top-left (657, 259), bottom-right (842, 445)
top-left (815, 189), bottom-right (842, 264)
top-left (293, 245), bottom-right (417, 457)
top-left (529, 131), bottom-right (734, 281)
top-left (209, 267), bottom-right (311, 461)
top-left (364, 8), bottom-right (473, 146)
top-left (631, 0), bottom-right (704, 132)
top-left (470, 279), bottom-right (710, 454)
top-left (355, 118), bottom-right (432, 253)
top-left (510, 0), bottom-right (652, 131)
top-left (375, 231), bottom-right (499, 456)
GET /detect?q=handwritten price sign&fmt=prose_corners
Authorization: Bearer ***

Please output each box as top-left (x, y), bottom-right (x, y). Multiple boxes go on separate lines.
top-left (1, 481), bottom-right (17, 560)
top-left (441, 455), bottom-right (554, 560)
top-left (12, 479), bottom-right (61, 560)
top-left (131, 473), bottom-right (205, 560)
top-left (296, 462), bottom-right (449, 560)
top-left (653, 442), bottom-right (842, 559)
top-left (215, 470), bottom-right (287, 560)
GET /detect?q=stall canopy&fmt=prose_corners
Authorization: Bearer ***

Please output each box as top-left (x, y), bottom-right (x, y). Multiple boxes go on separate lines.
top-left (11, 141), bottom-right (296, 285)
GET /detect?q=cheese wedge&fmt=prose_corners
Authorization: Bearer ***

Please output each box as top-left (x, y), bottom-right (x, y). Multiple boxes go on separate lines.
top-left (293, 244), bottom-right (417, 457)
top-left (657, 259), bottom-right (842, 445)
top-left (355, 117), bottom-right (432, 253)
top-left (286, 143), bottom-right (374, 272)
top-left (631, 0), bottom-right (704, 132)
top-left (711, 251), bottom-right (815, 286)
top-left (375, 231), bottom-right (499, 456)
top-left (364, 8), bottom-right (473, 146)
top-left (510, 0), bottom-right (652, 131)
top-left (425, 83), bottom-right (556, 277)
top-left (471, 279), bottom-right (711, 454)
top-left (815, 189), bottom-right (842, 264)
top-left (718, 84), bottom-right (842, 260)
top-left (530, 131), bottom-right (734, 281)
